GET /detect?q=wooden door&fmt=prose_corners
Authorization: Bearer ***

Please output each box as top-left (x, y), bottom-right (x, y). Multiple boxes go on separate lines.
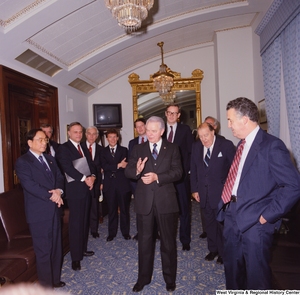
top-left (0, 66), bottom-right (59, 191)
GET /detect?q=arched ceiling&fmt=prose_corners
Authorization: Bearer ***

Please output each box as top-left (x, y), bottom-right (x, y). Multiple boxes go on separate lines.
top-left (0, 0), bottom-right (273, 95)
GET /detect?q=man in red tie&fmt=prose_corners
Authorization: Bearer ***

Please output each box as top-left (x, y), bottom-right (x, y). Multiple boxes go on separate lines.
top-left (128, 118), bottom-right (147, 240)
top-left (56, 122), bottom-right (96, 271)
top-left (217, 97), bottom-right (300, 289)
top-left (164, 104), bottom-right (194, 251)
top-left (83, 126), bottom-right (104, 239)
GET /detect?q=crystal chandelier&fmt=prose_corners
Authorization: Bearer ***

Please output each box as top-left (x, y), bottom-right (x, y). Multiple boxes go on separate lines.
top-left (105, 0), bottom-right (154, 32)
top-left (160, 91), bottom-right (176, 105)
top-left (152, 42), bottom-right (175, 100)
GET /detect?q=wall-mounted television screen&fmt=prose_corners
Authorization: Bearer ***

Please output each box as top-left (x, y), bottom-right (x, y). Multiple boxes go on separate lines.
top-left (93, 104), bottom-right (122, 129)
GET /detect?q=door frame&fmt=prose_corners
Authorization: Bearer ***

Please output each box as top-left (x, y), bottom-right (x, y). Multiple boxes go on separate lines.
top-left (0, 65), bottom-right (59, 191)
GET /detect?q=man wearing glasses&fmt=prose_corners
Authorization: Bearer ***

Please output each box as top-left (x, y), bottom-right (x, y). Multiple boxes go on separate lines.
top-left (15, 129), bottom-right (65, 288)
top-left (164, 104), bottom-right (194, 251)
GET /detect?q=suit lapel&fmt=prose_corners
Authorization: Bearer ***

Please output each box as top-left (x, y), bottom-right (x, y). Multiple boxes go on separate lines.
top-left (29, 152), bottom-right (54, 185)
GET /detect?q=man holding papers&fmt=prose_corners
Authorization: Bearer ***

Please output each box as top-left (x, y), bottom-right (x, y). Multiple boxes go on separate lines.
top-left (56, 122), bottom-right (96, 271)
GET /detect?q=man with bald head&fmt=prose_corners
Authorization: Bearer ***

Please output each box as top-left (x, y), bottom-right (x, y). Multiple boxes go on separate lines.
top-left (190, 122), bottom-right (235, 265)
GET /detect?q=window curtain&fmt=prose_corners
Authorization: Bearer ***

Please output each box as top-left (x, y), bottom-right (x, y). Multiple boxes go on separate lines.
top-left (258, 1), bottom-right (300, 171)
top-left (281, 13), bottom-right (300, 170)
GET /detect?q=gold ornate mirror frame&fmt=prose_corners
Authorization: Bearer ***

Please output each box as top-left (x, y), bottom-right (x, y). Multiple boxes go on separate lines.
top-left (128, 69), bottom-right (204, 133)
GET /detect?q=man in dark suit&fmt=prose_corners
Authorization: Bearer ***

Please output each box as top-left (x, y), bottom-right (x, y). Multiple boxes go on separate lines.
top-left (82, 126), bottom-right (103, 238)
top-left (217, 97), bottom-right (300, 289)
top-left (15, 129), bottom-right (65, 288)
top-left (101, 128), bottom-right (132, 242)
top-left (190, 122), bottom-right (235, 264)
top-left (40, 124), bottom-right (60, 157)
top-left (125, 116), bottom-right (182, 293)
top-left (164, 104), bottom-right (194, 251)
top-left (128, 118), bottom-right (147, 241)
top-left (56, 122), bottom-right (96, 271)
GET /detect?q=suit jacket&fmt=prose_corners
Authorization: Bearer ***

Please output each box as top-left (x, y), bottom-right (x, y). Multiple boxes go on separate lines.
top-left (217, 128), bottom-right (300, 233)
top-left (81, 142), bottom-right (103, 196)
top-left (56, 141), bottom-right (96, 199)
top-left (125, 139), bottom-right (183, 215)
top-left (101, 144), bottom-right (131, 193)
top-left (128, 137), bottom-right (139, 159)
top-left (15, 151), bottom-right (64, 223)
top-left (163, 123), bottom-right (193, 178)
top-left (190, 135), bottom-right (235, 209)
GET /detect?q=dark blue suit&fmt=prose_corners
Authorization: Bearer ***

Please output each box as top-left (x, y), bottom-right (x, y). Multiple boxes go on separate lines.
top-left (164, 123), bottom-right (194, 245)
top-left (217, 128), bottom-right (300, 289)
top-left (15, 151), bottom-right (64, 287)
top-left (101, 144), bottom-right (131, 237)
top-left (190, 135), bottom-right (235, 256)
top-left (56, 141), bottom-right (96, 262)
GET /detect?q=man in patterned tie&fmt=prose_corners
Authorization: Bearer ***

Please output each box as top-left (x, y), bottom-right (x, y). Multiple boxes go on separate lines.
top-left (217, 97), bottom-right (300, 289)
top-left (190, 122), bottom-right (235, 265)
top-left (125, 116), bottom-right (182, 293)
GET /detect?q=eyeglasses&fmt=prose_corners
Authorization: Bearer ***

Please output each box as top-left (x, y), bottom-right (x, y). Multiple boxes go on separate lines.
top-left (33, 138), bottom-right (49, 143)
top-left (166, 111), bottom-right (179, 116)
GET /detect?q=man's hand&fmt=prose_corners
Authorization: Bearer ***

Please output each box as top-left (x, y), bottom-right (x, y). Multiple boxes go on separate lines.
top-left (85, 176), bottom-right (95, 190)
top-left (192, 192), bottom-right (200, 202)
top-left (118, 158), bottom-right (128, 169)
top-left (49, 189), bottom-right (64, 207)
top-left (259, 215), bottom-right (267, 224)
top-left (136, 157), bottom-right (148, 175)
top-left (141, 172), bottom-right (157, 184)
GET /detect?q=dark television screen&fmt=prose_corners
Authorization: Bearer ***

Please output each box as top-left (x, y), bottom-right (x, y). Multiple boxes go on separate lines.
top-left (93, 104), bottom-right (122, 128)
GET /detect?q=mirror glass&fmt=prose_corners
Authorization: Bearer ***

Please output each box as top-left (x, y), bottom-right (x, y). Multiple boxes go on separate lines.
top-left (138, 90), bottom-right (197, 131)
top-left (129, 69), bottom-right (204, 136)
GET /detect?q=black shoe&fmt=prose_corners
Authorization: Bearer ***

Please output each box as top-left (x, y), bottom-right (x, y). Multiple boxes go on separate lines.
top-left (72, 261), bottom-right (81, 271)
top-left (83, 251), bottom-right (94, 256)
top-left (182, 243), bottom-right (191, 251)
top-left (205, 252), bottom-right (218, 261)
top-left (216, 256), bottom-right (223, 264)
top-left (133, 233), bottom-right (138, 240)
top-left (107, 235), bottom-right (114, 241)
top-left (199, 232), bottom-right (207, 238)
top-left (166, 283), bottom-right (176, 292)
top-left (91, 232), bottom-right (99, 238)
top-left (123, 234), bottom-right (131, 240)
top-left (156, 232), bottom-right (160, 240)
top-left (53, 281), bottom-right (66, 288)
top-left (132, 283), bottom-right (145, 292)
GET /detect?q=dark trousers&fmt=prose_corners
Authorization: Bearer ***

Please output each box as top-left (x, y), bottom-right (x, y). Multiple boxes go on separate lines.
top-left (68, 193), bottom-right (91, 261)
top-left (90, 191), bottom-right (100, 234)
top-left (175, 178), bottom-right (191, 245)
top-left (223, 203), bottom-right (277, 289)
top-left (29, 209), bottom-right (62, 287)
top-left (105, 187), bottom-right (131, 237)
top-left (203, 197), bottom-right (223, 256)
top-left (136, 206), bottom-right (178, 286)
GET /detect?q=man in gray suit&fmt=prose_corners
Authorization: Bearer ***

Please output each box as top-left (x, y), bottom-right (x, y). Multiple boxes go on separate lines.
top-left (125, 116), bottom-right (182, 293)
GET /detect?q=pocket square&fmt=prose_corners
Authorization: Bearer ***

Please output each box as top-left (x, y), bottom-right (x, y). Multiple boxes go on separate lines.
top-left (218, 152), bottom-right (223, 157)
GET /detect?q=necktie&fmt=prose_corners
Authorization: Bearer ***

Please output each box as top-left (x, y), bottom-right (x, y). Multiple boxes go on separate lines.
top-left (221, 140), bottom-right (246, 203)
top-left (152, 143), bottom-right (158, 160)
top-left (141, 137), bottom-right (144, 143)
top-left (204, 148), bottom-right (210, 168)
top-left (89, 144), bottom-right (93, 159)
top-left (38, 155), bottom-right (53, 181)
top-left (77, 144), bottom-right (83, 157)
top-left (167, 126), bottom-right (173, 142)
top-left (111, 148), bottom-right (115, 157)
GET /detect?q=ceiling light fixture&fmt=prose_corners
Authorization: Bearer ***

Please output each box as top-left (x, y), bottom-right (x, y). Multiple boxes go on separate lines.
top-left (105, 0), bottom-right (154, 32)
top-left (152, 42), bottom-right (175, 104)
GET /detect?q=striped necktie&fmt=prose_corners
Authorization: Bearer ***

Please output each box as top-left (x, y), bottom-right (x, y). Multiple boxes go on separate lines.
top-left (152, 143), bottom-right (158, 160)
top-left (204, 148), bottom-right (210, 168)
